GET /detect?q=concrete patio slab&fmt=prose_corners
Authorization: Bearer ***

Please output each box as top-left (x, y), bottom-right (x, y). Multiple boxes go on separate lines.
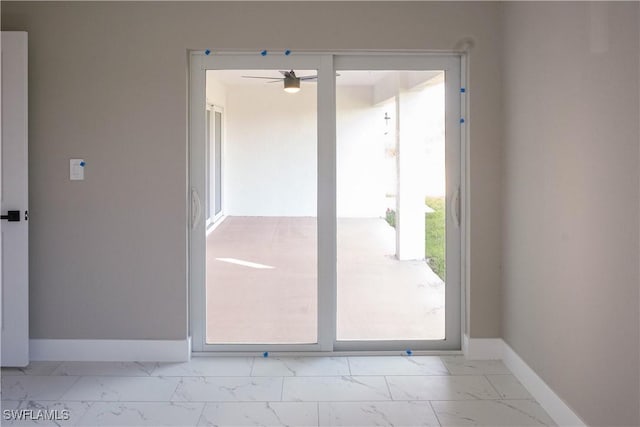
top-left (206, 217), bottom-right (444, 344)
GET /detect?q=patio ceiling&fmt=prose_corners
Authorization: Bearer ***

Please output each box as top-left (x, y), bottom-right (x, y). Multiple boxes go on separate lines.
top-left (207, 69), bottom-right (441, 87)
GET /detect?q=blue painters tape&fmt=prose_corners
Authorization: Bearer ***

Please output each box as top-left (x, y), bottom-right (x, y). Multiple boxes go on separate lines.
top-left (460, 87), bottom-right (466, 93)
top-left (263, 351), bottom-right (269, 358)
top-left (405, 349), bottom-right (413, 356)
top-left (260, 50), bottom-right (268, 56)
top-left (204, 49), bottom-right (211, 56)
top-left (80, 161), bottom-right (86, 167)
top-left (460, 118), bottom-right (465, 124)
top-left (284, 50), bottom-right (291, 56)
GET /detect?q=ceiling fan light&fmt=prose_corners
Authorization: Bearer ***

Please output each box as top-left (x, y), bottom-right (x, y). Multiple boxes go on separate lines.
top-left (284, 77), bottom-right (300, 93)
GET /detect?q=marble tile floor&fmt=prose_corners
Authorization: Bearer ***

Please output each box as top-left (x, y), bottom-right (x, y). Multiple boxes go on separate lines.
top-left (1, 355), bottom-right (555, 426)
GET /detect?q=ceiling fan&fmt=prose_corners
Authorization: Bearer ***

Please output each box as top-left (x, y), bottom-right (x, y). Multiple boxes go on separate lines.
top-left (240, 70), bottom-right (325, 93)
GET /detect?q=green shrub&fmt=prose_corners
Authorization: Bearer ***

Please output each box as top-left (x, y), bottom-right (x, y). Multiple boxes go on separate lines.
top-left (384, 199), bottom-right (445, 281)
top-left (385, 208), bottom-right (396, 228)
top-left (425, 197), bottom-right (445, 280)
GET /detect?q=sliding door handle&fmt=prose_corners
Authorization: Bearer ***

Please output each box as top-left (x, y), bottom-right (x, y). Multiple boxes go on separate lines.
top-left (450, 187), bottom-right (461, 228)
top-left (0, 210), bottom-right (20, 222)
top-left (191, 189), bottom-right (202, 230)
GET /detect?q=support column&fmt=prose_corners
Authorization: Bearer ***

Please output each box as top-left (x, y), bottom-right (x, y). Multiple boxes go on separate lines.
top-left (396, 88), bottom-right (427, 261)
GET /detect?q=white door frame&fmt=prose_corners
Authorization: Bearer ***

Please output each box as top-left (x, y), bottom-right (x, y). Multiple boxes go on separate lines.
top-left (211, 105), bottom-right (225, 224)
top-left (188, 51), bottom-right (465, 353)
top-left (205, 104), bottom-right (225, 232)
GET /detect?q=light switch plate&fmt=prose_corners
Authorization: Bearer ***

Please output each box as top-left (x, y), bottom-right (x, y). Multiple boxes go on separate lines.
top-left (70, 159), bottom-right (85, 181)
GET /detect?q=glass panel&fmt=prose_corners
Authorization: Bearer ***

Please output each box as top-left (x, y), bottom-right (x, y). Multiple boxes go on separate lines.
top-left (336, 70), bottom-right (446, 341)
top-left (205, 109), bottom-right (212, 222)
top-left (214, 111), bottom-right (223, 216)
top-left (205, 69), bottom-right (318, 344)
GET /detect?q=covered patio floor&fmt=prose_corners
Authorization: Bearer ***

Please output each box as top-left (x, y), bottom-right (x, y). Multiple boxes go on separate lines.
top-left (206, 216), bottom-right (444, 344)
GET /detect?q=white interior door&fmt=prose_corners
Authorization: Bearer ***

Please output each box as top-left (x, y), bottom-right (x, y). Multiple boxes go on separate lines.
top-left (1, 31), bottom-right (29, 367)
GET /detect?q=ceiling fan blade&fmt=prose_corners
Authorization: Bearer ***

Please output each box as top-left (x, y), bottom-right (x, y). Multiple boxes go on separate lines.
top-left (241, 76), bottom-right (284, 80)
top-left (298, 73), bottom-right (341, 81)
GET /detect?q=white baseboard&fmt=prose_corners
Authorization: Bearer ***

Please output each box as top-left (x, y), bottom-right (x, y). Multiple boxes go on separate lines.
top-left (502, 341), bottom-right (586, 427)
top-left (30, 338), bottom-right (191, 362)
top-left (462, 334), bottom-right (504, 359)
top-left (463, 335), bottom-right (585, 427)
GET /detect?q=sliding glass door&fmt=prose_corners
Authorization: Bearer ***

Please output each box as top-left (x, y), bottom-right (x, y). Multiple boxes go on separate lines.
top-left (333, 56), bottom-right (461, 351)
top-left (189, 53), bottom-right (462, 352)
top-left (190, 54), bottom-right (333, 352)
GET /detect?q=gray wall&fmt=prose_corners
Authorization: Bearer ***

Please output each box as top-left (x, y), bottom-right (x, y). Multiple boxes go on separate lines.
top-left (4, 1), bottom-right (640, 423)
top-left (501, 2), bottom-right (640, 426)
top-left (1, 2), bottom-right (503, 340)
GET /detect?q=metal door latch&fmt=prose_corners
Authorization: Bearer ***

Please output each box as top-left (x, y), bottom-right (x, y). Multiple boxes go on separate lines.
top-left (1, 210), bottom-right (20, 222)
